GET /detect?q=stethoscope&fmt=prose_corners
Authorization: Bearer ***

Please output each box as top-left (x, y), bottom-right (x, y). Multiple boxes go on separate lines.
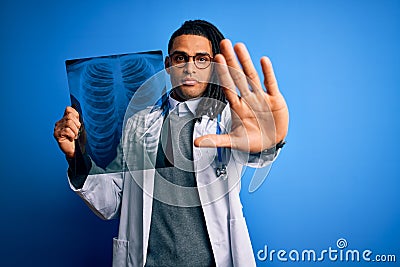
top-left (216, 113), bottom-right (227, 180)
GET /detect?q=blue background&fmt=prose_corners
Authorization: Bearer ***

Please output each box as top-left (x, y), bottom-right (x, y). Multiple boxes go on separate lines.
top-left (0, 0), bottom-right (399, 266)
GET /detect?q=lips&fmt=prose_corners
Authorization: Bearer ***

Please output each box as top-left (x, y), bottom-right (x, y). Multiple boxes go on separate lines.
top-left (182, 78), bottom-right (198, 85)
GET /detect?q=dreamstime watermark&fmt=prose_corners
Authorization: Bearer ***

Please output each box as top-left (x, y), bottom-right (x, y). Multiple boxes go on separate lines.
top-left (256, 238), bottom-right (397, 263)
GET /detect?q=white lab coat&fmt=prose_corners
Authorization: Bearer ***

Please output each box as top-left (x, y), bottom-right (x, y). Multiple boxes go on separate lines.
top-left (69, 103), bottom-right (277, 267)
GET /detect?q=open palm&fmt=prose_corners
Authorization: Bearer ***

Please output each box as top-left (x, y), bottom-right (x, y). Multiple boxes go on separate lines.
top-left (194, 39), bottom-right (289, 153)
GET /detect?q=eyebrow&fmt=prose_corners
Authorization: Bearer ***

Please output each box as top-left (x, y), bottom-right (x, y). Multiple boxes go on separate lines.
top-left (170, 50), bottom-right (211, 56)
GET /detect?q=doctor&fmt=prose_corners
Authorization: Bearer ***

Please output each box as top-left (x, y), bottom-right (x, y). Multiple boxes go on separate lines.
top-left (54, 20), bottom-right (289, 266)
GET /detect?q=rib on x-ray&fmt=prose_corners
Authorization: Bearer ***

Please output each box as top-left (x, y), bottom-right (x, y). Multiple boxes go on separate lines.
top-left (66, 51), bottom-right (164, 169)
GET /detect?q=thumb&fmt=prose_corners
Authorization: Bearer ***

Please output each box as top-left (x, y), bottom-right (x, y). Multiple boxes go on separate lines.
top-left (194, 133), bottom-right (232, 148)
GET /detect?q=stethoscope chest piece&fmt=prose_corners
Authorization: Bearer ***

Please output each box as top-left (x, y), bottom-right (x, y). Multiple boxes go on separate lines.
top-left (216, 164), bottom-right (227, 180)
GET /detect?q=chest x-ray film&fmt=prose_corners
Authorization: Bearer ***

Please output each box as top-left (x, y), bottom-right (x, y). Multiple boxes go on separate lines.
top-left (66, 51), bottom-right (164, 169)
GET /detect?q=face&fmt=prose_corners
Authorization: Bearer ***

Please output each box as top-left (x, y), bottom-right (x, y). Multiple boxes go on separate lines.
top-left (165, 34), bottom-right (213, 101)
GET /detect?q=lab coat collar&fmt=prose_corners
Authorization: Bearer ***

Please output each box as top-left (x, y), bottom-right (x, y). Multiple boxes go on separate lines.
top-left (149, 92), bottom-right (202, 117)
top-left (168, 95), bottom-right (201, 117)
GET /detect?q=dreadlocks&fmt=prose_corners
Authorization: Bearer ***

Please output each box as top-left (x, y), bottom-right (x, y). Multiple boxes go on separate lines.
top-left (168, 20), bottom-right (226, 119)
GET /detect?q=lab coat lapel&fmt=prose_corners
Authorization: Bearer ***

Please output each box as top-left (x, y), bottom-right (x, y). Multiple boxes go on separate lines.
top-left (140, 110), bottom-right (163, 262)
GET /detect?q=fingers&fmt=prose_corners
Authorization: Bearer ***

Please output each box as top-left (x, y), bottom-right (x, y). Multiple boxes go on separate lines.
top-left (64, 106), bottom-right (80, 123)
top-left (220, 39), bottom-right (265, 97)
top-left (54, 123), bottom-right (76, 142)
top-left (54, 120), bottom-right (79, 141)
top-left (220, 39), bottom-right (251, 98)
top-left (233, 43), bottom-right (263, 94)
top-left (65, 106), bottom-right (81, 130)
top-left (194, 134), bottom-right (231, 149)
top-left (261, 56), bottom-right (280, 96)
top-left (54, 106), bottom-right (82, 141)
top-left (214, 54), bottom-right (240, 107)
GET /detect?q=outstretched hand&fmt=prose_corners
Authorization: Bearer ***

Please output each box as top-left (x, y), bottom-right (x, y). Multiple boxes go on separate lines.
top-left (194, 39), bottom-right (289, 153)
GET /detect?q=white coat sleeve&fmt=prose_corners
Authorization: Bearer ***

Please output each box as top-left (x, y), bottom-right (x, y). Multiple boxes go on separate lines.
top-left (66, 115), bottom-right (141, 220)
top-left (67, 143), bottom-right (125, 220)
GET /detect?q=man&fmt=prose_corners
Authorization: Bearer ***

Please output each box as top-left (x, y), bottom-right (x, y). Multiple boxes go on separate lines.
top-left (54, 20), bottom-right (289, 266)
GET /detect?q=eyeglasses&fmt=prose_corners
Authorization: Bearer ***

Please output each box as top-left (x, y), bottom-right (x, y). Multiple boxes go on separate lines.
top-left (169, 52), bottom-right (213, 69)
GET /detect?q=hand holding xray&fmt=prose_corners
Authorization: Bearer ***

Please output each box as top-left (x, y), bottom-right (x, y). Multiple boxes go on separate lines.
top-left (194, 39), bottom-right (289, 153)
top-left (53, 106), bottom-right (82, 158)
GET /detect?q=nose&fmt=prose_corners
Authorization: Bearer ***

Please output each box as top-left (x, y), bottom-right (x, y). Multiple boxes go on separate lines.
top-left (184, 58), bottom-right (196, 74)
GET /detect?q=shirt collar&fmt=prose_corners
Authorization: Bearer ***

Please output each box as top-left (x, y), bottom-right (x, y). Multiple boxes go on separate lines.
top-left (168, 95), bottom-right (201, 117)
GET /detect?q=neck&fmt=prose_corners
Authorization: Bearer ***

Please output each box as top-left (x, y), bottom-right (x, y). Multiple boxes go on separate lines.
top-left (170, 90), bottom-right (185, 102)
top-left (170, 90), bottom-right (203, 102)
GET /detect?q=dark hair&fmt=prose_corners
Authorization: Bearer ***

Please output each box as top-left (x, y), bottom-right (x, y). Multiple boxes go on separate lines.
top-left (168, 20), bottom-right (226, 119)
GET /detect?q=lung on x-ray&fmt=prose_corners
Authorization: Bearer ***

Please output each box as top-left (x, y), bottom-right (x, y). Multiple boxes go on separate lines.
top-left (65, 51), bottom-right (164, 169)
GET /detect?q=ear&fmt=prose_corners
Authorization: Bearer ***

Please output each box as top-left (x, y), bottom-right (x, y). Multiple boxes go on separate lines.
top-left (164, 56), bottom-right (171, 74)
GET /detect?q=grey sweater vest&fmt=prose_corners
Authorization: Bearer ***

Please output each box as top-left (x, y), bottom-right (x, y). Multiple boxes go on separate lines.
top-left (145, 112), bottom-right (215, 267)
